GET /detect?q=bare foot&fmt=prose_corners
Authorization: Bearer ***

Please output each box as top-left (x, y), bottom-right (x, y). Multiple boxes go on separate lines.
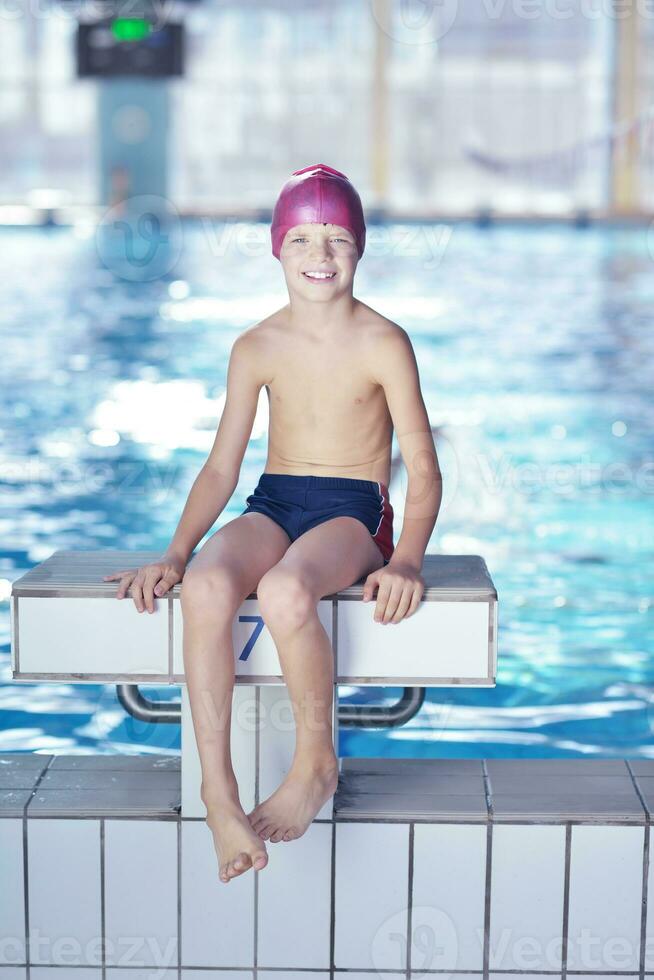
top-left (204, 798), bottom-right (269, 883)
top-left (247, 758), bottom-right (339, 843)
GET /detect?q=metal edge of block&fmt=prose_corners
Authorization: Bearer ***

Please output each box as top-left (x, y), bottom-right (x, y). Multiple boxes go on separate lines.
top-left (12, 595), bottom-right (20, 675)
top-left (168, 595), bottom-right (173, 683)
top-left (490, 599), bottom-right (498, 682)
top-left (11, 672), bottom-right (495, 686)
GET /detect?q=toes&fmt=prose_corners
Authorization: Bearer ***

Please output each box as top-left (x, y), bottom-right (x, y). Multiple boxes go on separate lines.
top-left (258, 823), bottom-right (274, 840)
top-left (224, 852), bottom-right (249, 878)
top-left (282, 827), bottom-right (299, 841)
top-left (247, 807), bottom-right (268, 828)
top-left (232, 851), bottom-right (251, 873)
top-left (270, 827), bottom-right (285, 843)
top-left (252, 850), bottom-right (268, 870)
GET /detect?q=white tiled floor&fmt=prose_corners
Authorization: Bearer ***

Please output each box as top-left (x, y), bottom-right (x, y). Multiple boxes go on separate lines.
top-left (489, 824), bottom-right (566, 971)
top-left (412, 823), bottom-right (487, 972)
top-left (257, 821), bottom-right (332, 969)
top-left (27, 819), bottom-right (102, 967)
top-left (30, 970), bottom-right (102, 979)
top-left (257, 973), bottom-right (328, 980)
top-left (333, 974), bottom-right (406, 980)
top-left (180, 820), bottom-right (254, 968)
top-left (181, 973), bottom-right (253, 980)
top-left (647, 825), bottom-right (654, 971)
top-left (334, 821), bottom-right (410, 972)
top-left (567, 824), bottom-right (645, 972)
top-left (0, 820), bottom-right (25, 966)
top-left (3, 756), bottom-right (654, 976)
top-left (104, 820), bottom-right (178, 970)
top-left (490, 974), bottom-right (561, 980)
top-left (105, 971), bottom-right (178, 979)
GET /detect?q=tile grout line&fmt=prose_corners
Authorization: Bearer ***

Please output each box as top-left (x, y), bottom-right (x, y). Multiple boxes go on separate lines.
top-left (168, 595), bottom-right (173, 682)
top-left (24, 755), bottom-right (57, 976)
top-left (407, 822), bottom-right (414, 978)
top-left (481, 759), bottom-right (493, 980)
top-left (561, 823), bottom-right (571, 980)
top-left (329, 817), bottom-right (336, 978)
top-left (23, 803), bottom-right (29, 979)
top-left (332, 578), bottom-right (339, 980)
top-left (177, 816), bottom-right (182, 980)
top-left (625, 759), bottom-right (650, 980)
top-left (641, 823), bottom-right (650, 980)
top-left (333, 597), bottom-right (338, 691)
top-left (100, 817), bottom-right (106, 980)
top-left (254, 684), bottom-right (260, 979)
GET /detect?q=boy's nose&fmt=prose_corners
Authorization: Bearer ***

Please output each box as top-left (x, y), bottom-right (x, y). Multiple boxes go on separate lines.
top-left (308, 237), bottom-right (331, 256)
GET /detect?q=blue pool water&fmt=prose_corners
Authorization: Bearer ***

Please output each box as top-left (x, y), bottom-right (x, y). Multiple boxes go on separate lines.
top-left (1, 220), bottom-right (653, 759)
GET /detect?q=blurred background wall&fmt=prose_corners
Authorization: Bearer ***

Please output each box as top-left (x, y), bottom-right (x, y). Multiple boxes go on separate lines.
top-left (1, 0), bottom-right (652, 218)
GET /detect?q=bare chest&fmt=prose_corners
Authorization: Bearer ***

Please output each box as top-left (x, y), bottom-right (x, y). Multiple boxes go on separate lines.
top-left (266, 347), bottom-right (381, 427)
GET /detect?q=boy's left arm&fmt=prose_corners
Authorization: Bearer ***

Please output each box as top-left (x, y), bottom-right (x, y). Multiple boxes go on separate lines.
top-left (363, 326), bottom-right (443, 624)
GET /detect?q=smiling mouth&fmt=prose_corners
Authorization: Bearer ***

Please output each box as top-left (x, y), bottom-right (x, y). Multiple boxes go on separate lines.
top-left (302, 271), bottom-right (337, 280)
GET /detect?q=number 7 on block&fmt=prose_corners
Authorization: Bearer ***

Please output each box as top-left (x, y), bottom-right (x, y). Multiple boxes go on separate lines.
top-left (237, 614), bottom-right (265, 661)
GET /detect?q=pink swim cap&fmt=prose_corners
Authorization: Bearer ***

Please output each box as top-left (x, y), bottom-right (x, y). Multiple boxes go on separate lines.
top-left (270, 163), bottom-right (366, 261)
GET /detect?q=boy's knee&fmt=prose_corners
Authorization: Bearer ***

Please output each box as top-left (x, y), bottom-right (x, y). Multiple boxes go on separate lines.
top-left (256, 567), bottom-right (316, 629)
top-left (180, 564), bottom-right (243, 615)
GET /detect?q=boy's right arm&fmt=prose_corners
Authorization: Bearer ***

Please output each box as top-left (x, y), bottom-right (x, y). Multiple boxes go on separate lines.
top-left (103, 330), bottom-right (266, 610)
top-left (162, 330), bottom-right (265, 565)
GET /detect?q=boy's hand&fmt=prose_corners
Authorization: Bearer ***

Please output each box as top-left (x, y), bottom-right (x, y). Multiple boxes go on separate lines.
top-left (362, 559), bottom-right (425, 624)
top-left (102, 555), bottom-right (186, 613)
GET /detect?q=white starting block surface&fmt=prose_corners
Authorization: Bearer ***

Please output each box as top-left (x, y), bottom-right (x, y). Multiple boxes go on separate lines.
top-left (10, 550), bottom-right (498, 686)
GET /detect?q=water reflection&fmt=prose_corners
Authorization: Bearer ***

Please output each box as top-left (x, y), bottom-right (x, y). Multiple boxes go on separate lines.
top-left (1, 221), bottom-right (652, 757)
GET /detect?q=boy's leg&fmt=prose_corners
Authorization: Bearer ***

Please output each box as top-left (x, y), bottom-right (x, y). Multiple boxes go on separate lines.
top-left (180, 510), bottom-right (291, 880)
top-left (249, 516), bottom-right (385, 843)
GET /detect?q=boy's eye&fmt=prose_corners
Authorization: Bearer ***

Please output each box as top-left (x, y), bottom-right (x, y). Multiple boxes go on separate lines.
top-left (290, 236), bottom-right (350, 243)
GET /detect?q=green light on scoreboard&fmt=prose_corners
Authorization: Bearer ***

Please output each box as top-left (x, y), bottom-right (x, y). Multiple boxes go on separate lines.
top-left (111, 18), bottom-right (152, 42)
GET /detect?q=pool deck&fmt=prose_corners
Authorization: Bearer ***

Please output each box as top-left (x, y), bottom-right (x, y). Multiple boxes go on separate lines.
top-left (1, 753), bottom-right (653, 977)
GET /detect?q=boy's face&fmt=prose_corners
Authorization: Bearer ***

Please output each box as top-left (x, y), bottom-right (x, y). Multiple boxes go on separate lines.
top-left (279, 222), bottom-right (359, 301)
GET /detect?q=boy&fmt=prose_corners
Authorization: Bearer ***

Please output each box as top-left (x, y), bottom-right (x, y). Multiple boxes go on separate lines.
top-left (103, 163), bottom-right (442, 884)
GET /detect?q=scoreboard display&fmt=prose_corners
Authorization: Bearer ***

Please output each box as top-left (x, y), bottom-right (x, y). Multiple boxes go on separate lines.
top-left (77, 18), bottom-right (184, 77)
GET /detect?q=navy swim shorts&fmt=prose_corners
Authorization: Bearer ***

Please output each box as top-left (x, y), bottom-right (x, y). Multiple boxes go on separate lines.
top-left (240, 472), bottom-right (395, 565)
